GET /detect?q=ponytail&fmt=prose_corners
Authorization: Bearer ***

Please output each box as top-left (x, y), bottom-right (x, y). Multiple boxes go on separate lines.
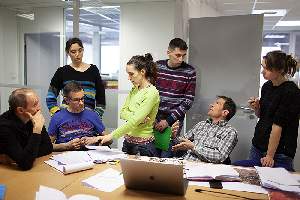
top-left (263, 50), bottom-right (298, 77)
top-left (286, 55), bottom-right (297, 77)
top-left (127, 53), bottom-right (157, 85)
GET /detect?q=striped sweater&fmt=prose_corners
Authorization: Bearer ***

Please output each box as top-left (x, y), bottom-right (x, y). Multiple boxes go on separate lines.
top-left (46, 65), bottom-right (106, 117)
top-left (156, 60), bottom-right (196, 125)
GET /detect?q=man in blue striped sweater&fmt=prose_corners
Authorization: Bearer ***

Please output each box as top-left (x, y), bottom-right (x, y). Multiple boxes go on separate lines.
top-left (155, 38), bottom-right (197, 157)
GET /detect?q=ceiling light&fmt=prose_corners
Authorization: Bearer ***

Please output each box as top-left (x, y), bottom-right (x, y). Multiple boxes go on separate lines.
top-left (252, 9), bottom-right (286, 17)
top-left (274, 42), bottom-right (289, 46)
top-left (101, 6), bottom-right (120, 9)
top-left (275, 21), bottom-right (300, 27)
top-left (16, 13), bottom-right (34, 20)
top-left (265, 35), bottom-right (285, 39)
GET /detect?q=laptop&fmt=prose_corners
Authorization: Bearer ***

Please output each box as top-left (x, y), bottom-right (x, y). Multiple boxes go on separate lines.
top-left (120, 157), bottom-right (189, 195)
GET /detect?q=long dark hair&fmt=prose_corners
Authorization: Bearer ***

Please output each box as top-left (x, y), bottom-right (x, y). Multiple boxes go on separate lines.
top-left (263, 50), bottom-right (297, 77)
top-left (127, 53), bottom-right (157, 85)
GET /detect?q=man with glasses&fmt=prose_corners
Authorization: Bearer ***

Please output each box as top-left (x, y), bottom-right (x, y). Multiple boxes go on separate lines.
top-left (48, 81), bottom-right (108, 151)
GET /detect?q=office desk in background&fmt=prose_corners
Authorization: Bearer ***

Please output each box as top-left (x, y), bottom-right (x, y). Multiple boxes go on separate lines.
top-left (0, 154), bottom-right (268, 200)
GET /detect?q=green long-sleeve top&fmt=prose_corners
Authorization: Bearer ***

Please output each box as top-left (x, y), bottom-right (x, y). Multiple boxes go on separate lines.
top-left (112, 84), bottom-right (160, 139)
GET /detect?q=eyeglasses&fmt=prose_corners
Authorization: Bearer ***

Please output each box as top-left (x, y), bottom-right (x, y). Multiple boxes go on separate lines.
top-left (69, 97), bottom-right (84, 102)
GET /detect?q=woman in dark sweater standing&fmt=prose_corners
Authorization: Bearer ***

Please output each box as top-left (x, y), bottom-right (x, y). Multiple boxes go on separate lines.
top-left (46, 38), bottom-right (106, 118)
top-left (234, 50), bottom-right (300, 171)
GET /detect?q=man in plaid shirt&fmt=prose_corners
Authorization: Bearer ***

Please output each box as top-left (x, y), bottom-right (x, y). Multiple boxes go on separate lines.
top-left (172, 96), bottom-right (237, 164)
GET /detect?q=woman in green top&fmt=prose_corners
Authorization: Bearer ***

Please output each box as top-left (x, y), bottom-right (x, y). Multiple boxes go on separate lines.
top-left (100, 53), bottom-right (160, 156)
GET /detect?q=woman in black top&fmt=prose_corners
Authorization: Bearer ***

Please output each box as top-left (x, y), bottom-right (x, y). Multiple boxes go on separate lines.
top-left (46, 38), bottom-right (106, 118)
top-left (234, 50), bottom-right (300, 171)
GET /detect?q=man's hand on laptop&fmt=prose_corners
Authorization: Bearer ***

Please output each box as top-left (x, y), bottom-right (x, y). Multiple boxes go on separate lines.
top-left (172, 138), bottom-right (194, 151)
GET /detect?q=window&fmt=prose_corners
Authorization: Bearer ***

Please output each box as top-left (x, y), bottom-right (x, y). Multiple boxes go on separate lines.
top-left (65, 5), bottom-right (120, 88)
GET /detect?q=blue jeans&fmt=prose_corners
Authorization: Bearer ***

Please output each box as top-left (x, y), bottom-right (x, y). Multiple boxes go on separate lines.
top-left (233, 145), bottom-right (295, 171)
top-left (122, 140), bottom-right (158, 157)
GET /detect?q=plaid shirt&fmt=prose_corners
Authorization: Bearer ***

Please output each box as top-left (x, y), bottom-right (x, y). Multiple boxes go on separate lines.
top-left (184, 119), bottom-right (238, 163)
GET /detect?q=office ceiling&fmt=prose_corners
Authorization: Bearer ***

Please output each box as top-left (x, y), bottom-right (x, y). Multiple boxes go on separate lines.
top-left (214, 0), bottom-right (300, 31)
top-left (1, 0), bottom-right (300, 32)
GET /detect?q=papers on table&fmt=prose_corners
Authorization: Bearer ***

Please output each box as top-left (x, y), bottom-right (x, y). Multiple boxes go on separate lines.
top-left (185, 163), bottom-right (240, 181)
top-left (87, 150), bottom-right (126, 164)
top-left (82, 168), bottom-right (124, 192)
top-left (189, 181), bottom-right (268, 194)
top-left (255, 166), bottom-right (300, 193)
top-left (35, 185), bottom-right (99, 200)
top-left (45, 149), bottom-right (126, 174)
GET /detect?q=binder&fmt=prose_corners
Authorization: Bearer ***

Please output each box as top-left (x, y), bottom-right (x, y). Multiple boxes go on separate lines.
top-left (0, 184), bottom-right (5, 200)
top-left (154, 127), bottom-right (171, 151)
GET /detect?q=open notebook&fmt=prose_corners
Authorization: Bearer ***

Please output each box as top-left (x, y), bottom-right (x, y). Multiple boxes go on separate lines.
top-left (185, 163), bottom-right (240, 181)
top-left (36, 185), bottom-right (99, 200)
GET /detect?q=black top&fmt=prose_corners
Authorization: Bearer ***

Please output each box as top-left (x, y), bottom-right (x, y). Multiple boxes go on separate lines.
top-left (0, 110), bottom-right (53, 170)
top-left (46, 64), bottom-right (106, 115)
top-left (252, 80), bottom-right (300, 158)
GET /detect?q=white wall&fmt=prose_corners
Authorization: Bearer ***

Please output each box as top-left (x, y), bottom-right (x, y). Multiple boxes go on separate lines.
top-left (0, 8), bottom-right (19, 84)
top-left (18, 7), bottom-right (64, 84)
top-left (117, 0), bottom-right (176, 148)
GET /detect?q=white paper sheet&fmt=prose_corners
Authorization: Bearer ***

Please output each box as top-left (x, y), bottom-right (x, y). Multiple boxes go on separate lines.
top-left (82, 168), bottom-right (124, 192)
top-left (36, 185), bottom-right (100, 200)
top-left (87, 150), bottom-right (126, 163)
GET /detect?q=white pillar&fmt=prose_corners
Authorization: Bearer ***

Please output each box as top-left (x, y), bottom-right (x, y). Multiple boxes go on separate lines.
top-left (73, 0), bottom-right (80, 37)
top-left (93, 31), bottom-right (101, 71)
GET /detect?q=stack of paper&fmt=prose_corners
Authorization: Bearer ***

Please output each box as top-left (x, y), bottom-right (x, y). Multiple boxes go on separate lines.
top-left (36, 185), bottom-right (99, 200)
top-left (185, 163), bottom-right (240, 181)
top-left (82, 168), bottom-right (124, 192)
top-left (255, 166), bottom-right (300, 193)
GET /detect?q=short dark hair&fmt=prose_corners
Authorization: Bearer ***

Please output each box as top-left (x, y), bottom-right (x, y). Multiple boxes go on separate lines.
top-left (65, 37), bottom-right (83, 53)
top-left (263, 50), bottom-right (297, 77)
top-left (168, 38), bottom-right (188, 51)
top-left (8, 88), bottom-right (34, 111)
top-left (63, 81), bottom-right (83, 98)
top-left (127, 53), bottom-right (157, 85)
top-left (218, 95), bottom-right (236, 121)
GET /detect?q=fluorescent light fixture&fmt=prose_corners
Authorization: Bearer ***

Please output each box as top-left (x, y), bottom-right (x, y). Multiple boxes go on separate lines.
top-left (252, 9), bottom-right (286, 17)
top-left (101, 6), bottom-right (120, 9)
top-left (275, 21), bottom-right (300, 27)
top-left (16, 13), bottom-right (34, 20)
top-left (274, 42), bottom-right (289, 46)
top-left (265, 34), bottom-right (285, 39)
